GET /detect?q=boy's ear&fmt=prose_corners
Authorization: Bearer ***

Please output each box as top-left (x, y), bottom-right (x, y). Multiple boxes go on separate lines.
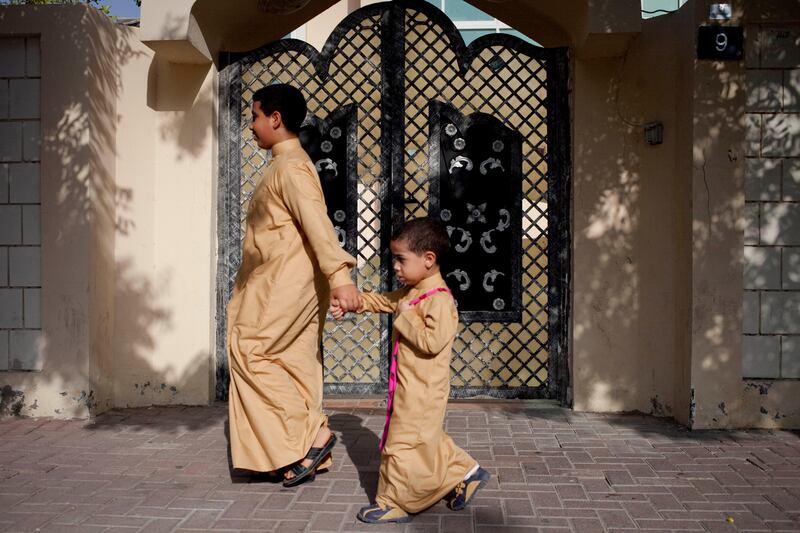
top-left (270, 110), bottom-right (283, 129)
top-left (424, 250), bottom-right (437, 266)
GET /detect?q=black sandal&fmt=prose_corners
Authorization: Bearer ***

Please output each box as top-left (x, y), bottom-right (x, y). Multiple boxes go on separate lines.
top-left (283, 433), bottom-right (337, 487)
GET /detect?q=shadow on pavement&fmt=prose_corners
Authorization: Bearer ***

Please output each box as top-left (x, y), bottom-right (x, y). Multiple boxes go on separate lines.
top-left (84, 403), bottom-right (228, 433)
top-left (329, 413), bottom-right (380, 502)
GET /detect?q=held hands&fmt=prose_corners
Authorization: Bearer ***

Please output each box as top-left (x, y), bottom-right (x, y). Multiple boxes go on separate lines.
top-left (329, 289), bottom-right (414, 320)
top-left (330, 299), bottom-right (345, 320)
top-left (330, 284), bottom-right (362, 320)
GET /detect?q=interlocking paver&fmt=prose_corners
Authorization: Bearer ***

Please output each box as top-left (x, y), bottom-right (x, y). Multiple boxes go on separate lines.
top-left (2, 405), bottom-right (800, 532)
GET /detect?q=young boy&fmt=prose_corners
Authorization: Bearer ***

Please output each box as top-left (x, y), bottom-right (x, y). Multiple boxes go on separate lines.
top-left (227, 83), bottom-right (362, 487)
top-left (331, 218), bottom-right (490, 523)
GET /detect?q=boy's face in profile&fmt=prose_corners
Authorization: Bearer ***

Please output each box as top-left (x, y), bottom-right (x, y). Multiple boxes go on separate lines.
top-left (390, 238), bottom-right (436, 287)
top-left (250, 101), bottom-right (278, 149)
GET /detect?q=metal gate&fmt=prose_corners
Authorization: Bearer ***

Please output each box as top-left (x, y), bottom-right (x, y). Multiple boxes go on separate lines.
top-left (217, 0), bottom-right (570, 401)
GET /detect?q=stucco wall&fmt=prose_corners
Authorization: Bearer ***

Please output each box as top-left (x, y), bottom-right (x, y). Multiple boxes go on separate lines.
top-left (0, 5), bottom-right (215, 417)
top-left (571, 7), bottom-right (692, 419)
top-left (3, 0), bottom-right (800, 427)
top-left (0, 6), bottom-right (117, 417)
top-left (571, 0), bottom-right (800, 429)
top-left (113, 25), bottom-right (216, 409)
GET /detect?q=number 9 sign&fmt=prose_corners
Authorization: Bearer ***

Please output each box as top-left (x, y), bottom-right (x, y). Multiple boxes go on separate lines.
top-left (715, 31), bottom-right (729, 52)
top-left (697, 26), bottom-right (743, 60)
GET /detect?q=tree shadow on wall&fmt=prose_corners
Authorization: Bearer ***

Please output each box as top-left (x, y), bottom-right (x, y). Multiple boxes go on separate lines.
top-left (147, 12), bottom-right (214, 161)
top-left (572, 1), bottom-right (800, 428)
top-left (0, 5), bottom-right (216, 429)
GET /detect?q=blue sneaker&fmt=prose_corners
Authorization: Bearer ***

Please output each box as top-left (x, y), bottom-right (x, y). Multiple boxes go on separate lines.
top-left (356, 504), bottom-right (412, 524)
top-left (448, 466), bottom-right (491, 511)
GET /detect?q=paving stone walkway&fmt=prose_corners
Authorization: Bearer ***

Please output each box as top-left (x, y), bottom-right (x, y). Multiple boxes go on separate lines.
top-left (1, 403), bottom-right (800, 532)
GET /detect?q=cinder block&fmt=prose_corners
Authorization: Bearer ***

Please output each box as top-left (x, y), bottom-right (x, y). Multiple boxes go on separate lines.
top-left (0, 38), bottom-right (26, 77)
top-left (10, 330), bottom-right (43, 371)
top-left (0, 247), bottom-right (6, 287)
top-left (0, 205), bottom-right (21, 245)
top-left (761, 292), bottom-right (800, 334)
top-left (0, 122), bottom-right (22, 162)
top-left (22, 205), bottom-right (40, 246)
top-left (745, 203), bottom-right (760, 244)
top-left (0, 288), bottom-right (23, 328)
top-left (744, 246), bottom-right (781, 289)
top-left (742, 335), bottom-right (781, 378)
top-left (761, 202), bottom-right (800, 245)
top-left (747, 70), bottom-right (783, 112)
top-left (786, 70), bottom-right (800, 112)
top-left (783, 247), bottom-right (800, 289)
top-left (9, 163), bottom-right (39, 203)
top-left (9, 247), bottom-right (40, 287)
top-left (782, 336), bottom-right (800, 378)
top-left (745, 114), bottom-right (761, 156)
top-left (9, 79), bottom-right (39, 120)
top-left (22, 122), bottom-right (40, 162)
top-left (25, 38), bottom-right (40, 78)
top-left (24, 288), bottom-right (40, 328)
top-left (0, 330), bottom-right (7, 371)
top-left (745, 26), bottom-right (760, 68)
top-left (762, 114), bottom-right (800, 157)
top-left (761, 28), bottom-right (800, 69)
top-left (0, 164), bottom-right (7, 203)
top-left (784, 159), bottom-right (800, 201)
top-left (745, 158), bottom-right (781, 201)
top-left (743, 290), bottom-right (759, 334)
top-left (0, 79), bottom-right (8, 120)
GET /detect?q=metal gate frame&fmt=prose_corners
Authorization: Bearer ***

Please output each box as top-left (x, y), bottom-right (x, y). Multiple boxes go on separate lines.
top-left (216, 0), bottom-right (571, 402)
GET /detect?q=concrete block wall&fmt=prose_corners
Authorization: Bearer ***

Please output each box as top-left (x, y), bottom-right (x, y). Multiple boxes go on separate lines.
top-left (0, 37), bottom-right (41, 371)
top-left (743, 25), bottom-right (800, 379)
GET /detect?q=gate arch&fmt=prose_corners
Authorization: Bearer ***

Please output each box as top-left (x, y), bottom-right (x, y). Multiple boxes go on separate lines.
top-left (217, 0), bottom-right (570, 401)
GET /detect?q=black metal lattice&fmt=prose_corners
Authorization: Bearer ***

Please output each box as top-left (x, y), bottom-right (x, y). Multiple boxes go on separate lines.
top-left (217, 0), bottom-right (570, 400)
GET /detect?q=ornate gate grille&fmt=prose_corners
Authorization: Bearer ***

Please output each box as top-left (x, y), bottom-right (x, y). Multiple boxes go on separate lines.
top-left (217, 0), bottom-right (570, 401)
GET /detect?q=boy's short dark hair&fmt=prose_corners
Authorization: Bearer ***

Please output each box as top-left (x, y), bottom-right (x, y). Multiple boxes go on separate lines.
top-left (252, 84), bottom-right (307, 134)
top-left (392, 217), bottom-right (450, 263)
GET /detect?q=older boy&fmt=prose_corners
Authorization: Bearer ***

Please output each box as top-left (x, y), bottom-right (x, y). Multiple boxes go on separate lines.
top-left (227, 84), bottom-right (361, 487)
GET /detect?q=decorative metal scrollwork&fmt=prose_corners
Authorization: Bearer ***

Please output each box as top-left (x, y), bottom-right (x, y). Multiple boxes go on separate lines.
top-left (298, 104), bottom-right (358, 257)
top-left (446, 269), bottom-right (471, 291)
top-left (479, 157), bottom-right (504, 175)
top-left (429, 101), bottom-right (524, 322)
top-left (448, 155), bottom-right (473, 174)
top-left (480, 229), bottom-right (497, 254)
top-left (315, 158), bottom-right (338, 177)
top-left (220, 0), bottom-right (571, 401)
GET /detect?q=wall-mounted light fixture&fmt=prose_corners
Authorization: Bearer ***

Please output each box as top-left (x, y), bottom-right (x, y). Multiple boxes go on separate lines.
top-left (645, 122), bottom-right (664, 145)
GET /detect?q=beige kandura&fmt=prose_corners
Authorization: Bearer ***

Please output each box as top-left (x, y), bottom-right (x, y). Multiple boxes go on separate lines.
top-left (227, 137), bottom-right (356, 472)
top-left (359, 273), bottom-right (478, 512)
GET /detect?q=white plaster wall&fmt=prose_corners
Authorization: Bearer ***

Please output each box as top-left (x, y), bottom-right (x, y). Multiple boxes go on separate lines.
top-left (0, 6), bottom-right (113, 418)
top-left (112, 29), bottom-right (216, 408)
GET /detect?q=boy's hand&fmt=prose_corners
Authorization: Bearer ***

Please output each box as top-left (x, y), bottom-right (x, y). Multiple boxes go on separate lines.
top-left (331, 284), bottom-right (362, 312)
top-left (330, 299), bottom-right (345, 320)
top-left (396, 299), bottom-right (412, 314)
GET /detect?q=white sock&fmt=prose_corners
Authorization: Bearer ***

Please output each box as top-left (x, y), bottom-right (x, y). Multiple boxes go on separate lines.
top-left (464, 463), bottom-right (480, 480)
